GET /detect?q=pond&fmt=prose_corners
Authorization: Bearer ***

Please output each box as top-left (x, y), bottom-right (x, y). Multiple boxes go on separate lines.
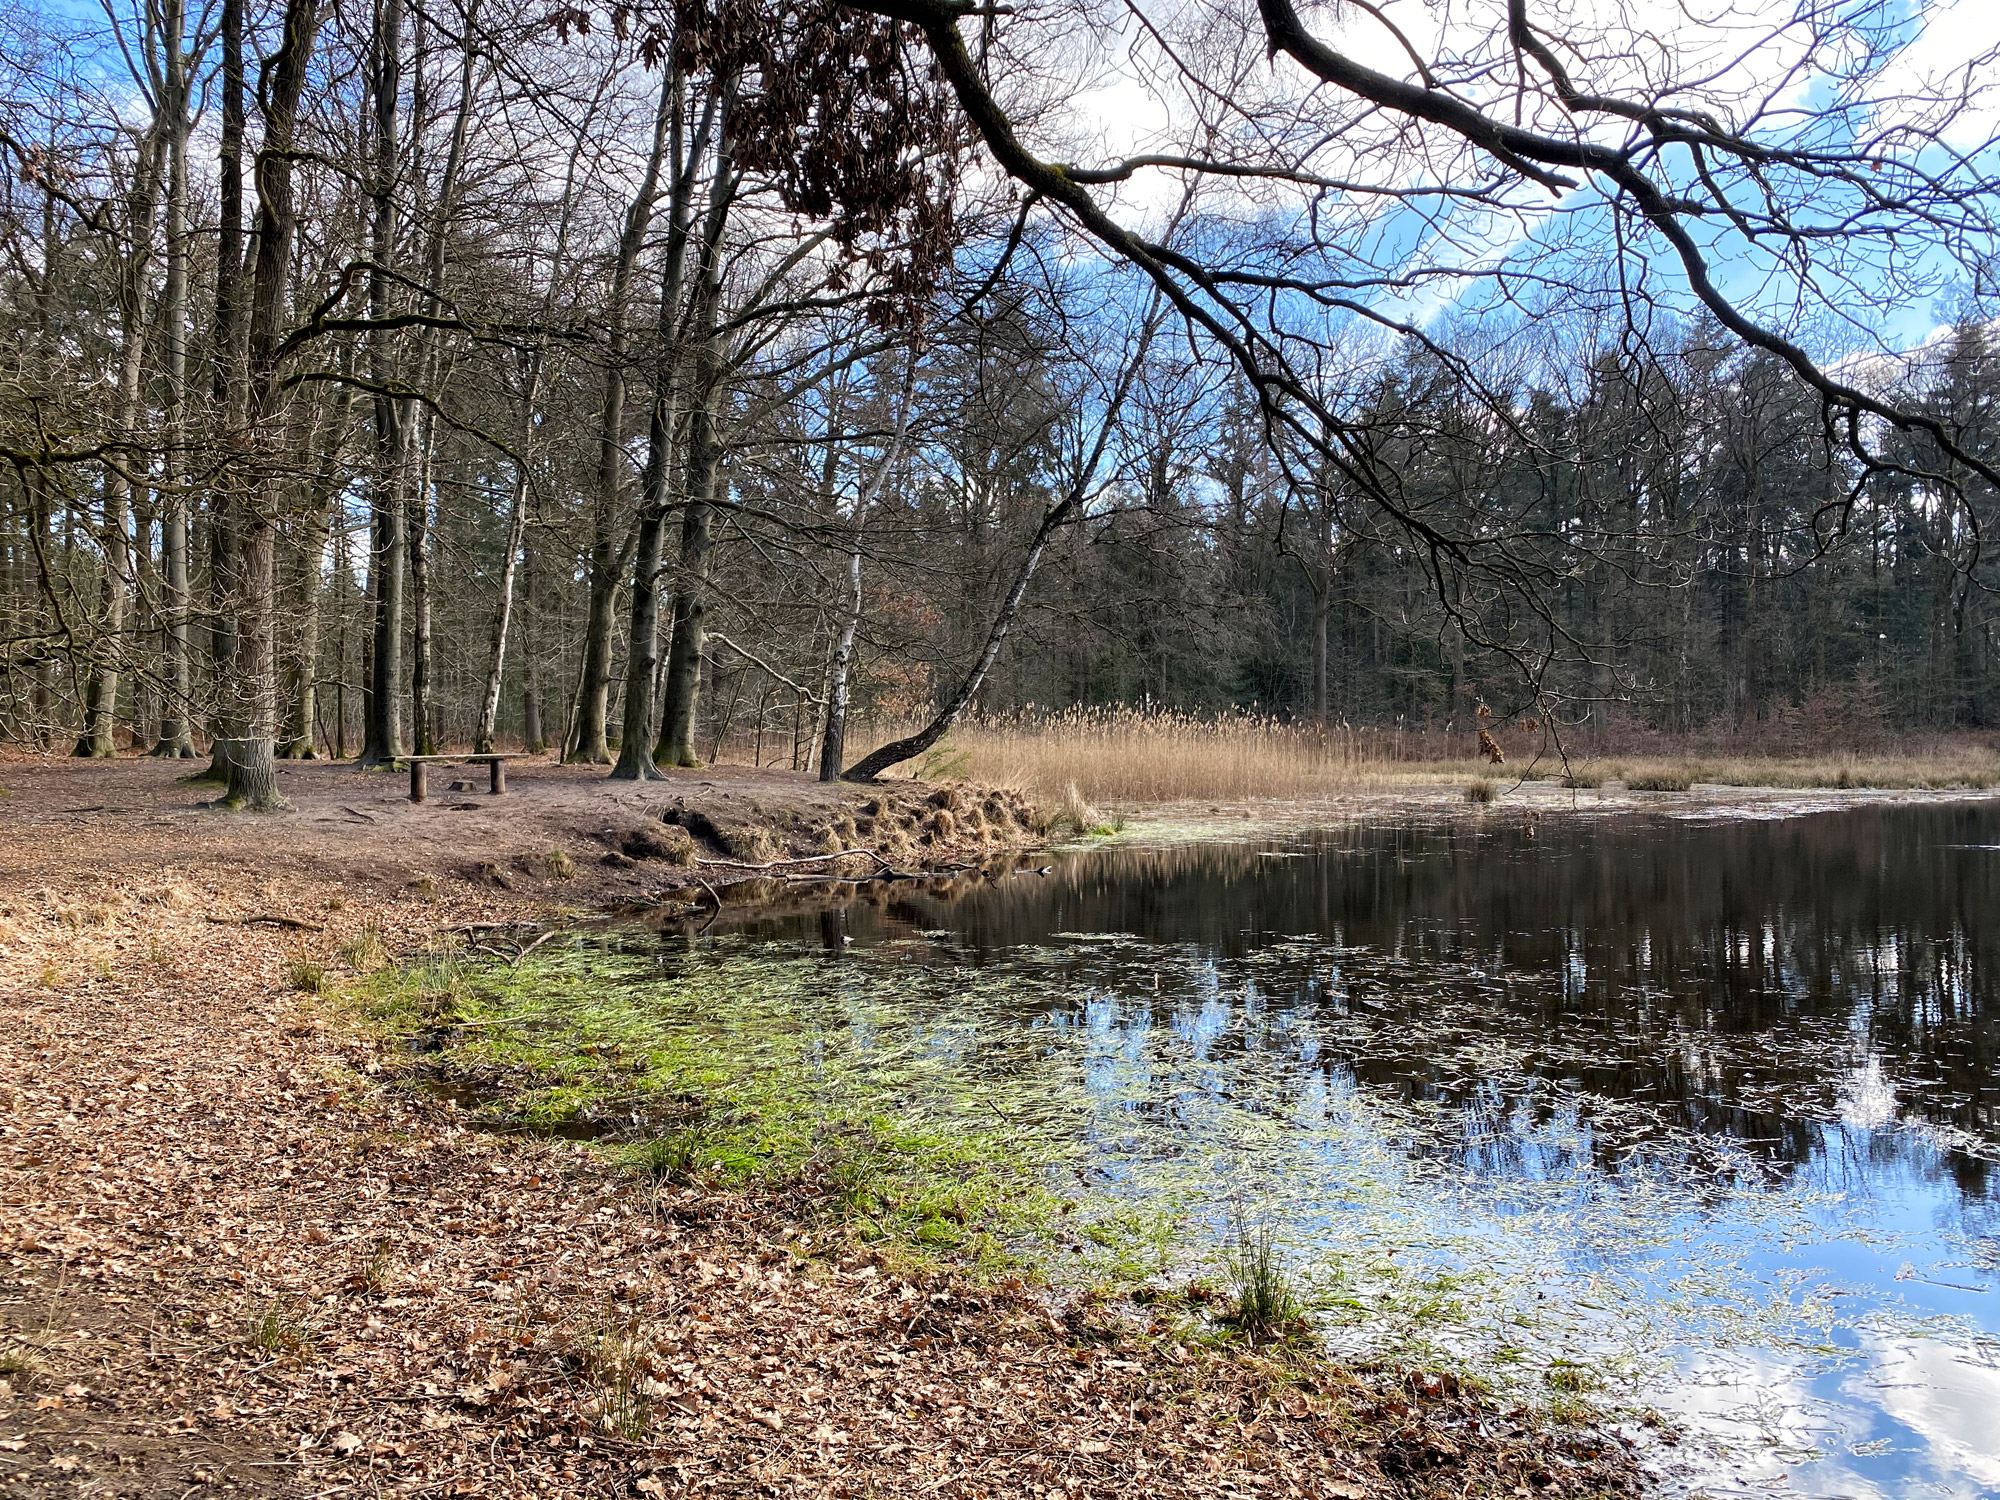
top-left (536, 799), bottom-right (2000, 1497)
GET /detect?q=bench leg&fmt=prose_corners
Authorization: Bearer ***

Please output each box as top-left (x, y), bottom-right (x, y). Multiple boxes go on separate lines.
top-left (410, 761), bottom-right (427, 803)
top-left (490, 759), bottom-right (506, 795)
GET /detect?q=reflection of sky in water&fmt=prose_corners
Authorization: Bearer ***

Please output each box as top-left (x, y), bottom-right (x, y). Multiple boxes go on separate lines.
top-left (671, 801), bottom-right (2000, 1497)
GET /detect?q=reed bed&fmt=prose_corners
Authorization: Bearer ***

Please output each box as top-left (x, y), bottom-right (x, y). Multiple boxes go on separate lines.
top-left (850, 708), bottom-right (1489, 804)
top-left (841, 707), bottom-right (2000, 807)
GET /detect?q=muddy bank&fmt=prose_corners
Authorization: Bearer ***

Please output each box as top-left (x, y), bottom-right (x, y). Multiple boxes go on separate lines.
top-left (0, 754), bottom-right (1043, 912)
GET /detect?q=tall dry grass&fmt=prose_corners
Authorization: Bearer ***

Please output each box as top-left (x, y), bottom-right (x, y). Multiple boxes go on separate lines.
top-left (843, 707), bottom-right (2000, 806)
top-left (849, 707), bottom-right (1488, 804)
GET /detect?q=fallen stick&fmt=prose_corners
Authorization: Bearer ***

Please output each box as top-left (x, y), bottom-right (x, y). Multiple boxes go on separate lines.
top-left (692, 847), bottom-right (886, 872)
top-left (207, 913), bottom-right (325, 932)
top-left (509, 929), bottom-right (562, 966)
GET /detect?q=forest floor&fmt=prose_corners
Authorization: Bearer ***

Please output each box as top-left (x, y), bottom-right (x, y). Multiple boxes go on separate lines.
top-left (1, 754), bottom-right (1667, 1500)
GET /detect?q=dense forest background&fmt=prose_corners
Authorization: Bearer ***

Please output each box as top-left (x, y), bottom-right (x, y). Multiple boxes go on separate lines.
top-left (3, 0), bottom-right (1997, 780)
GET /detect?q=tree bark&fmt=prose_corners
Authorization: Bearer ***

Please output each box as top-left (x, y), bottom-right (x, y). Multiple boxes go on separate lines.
top-left (571, 70), bottom-right (676, 765)
top-left (819, 363), bottom-right (913, 780)
top-left (151, 0), bottom-right (196, 757)
top-left (76, 132), bottom-right (165, 758)
top-left (218, 0), bottom-right (320, 809)
top-left (476, 352), bottom-right (542, 752)
top-left (357, 0), bottom-right (407, 767)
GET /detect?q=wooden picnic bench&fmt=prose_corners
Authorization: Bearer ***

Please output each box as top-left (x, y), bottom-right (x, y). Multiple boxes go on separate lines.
top-left (395, 753), bottom-right (527, 803)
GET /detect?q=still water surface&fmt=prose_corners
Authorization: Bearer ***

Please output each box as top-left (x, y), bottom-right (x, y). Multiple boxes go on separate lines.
top-left (640, 800), bottom-right (2000, 1497)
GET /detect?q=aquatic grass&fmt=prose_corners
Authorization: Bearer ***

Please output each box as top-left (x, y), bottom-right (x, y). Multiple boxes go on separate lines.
top-left (351, 942), bottom-right (1091, 1274)
top-left (1225, 1215), bottom-right (1305, 1345)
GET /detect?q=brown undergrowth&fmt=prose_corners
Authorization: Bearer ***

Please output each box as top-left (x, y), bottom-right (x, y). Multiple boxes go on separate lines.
top-left (0, 761), bottom-right (1645, 1500)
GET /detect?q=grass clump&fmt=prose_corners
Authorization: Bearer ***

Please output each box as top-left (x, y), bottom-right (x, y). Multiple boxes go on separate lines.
top-left (339, 921), bottom-right (390, 973)
top-left (567, 1312), bottom-right (666, 1440)
top-left (1626, 767), bottom-right (1694, 792)
top-left (546, 848), bottom-right (576, 881)
top-left (243, 1296), bottom-right (317, 1358)
top-left (1224, 1216), bottom-right (1304, 1346)
top-left (0, 1341), bottom-right (45, 1389)
top-left (286, 954), bottom-right (327, 994)
top-left (352, 1239), bottom-right (397, 1295)
top-left (624, 1129), bottom-right (713, 1182)
top-left (1464, 778), bottom-right (1495, 804)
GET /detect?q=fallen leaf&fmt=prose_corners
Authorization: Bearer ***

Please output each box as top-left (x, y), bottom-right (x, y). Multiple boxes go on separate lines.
top-left (328, 1431), bottom-right (363, 1455)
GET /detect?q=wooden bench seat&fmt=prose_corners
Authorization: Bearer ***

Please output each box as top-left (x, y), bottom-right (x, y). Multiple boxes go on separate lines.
top-left (395, 753), bottom-right (527, 802)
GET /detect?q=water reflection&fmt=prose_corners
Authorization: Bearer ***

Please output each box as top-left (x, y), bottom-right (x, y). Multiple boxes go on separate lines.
top-left (651, 800), bottom-right (2000, 1496)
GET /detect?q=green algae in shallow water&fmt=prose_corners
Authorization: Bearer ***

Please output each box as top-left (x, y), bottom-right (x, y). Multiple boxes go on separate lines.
top-left (359, 940), bottom-right (1154, 1279)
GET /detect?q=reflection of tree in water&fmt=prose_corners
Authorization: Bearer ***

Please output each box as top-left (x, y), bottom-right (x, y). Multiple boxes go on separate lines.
top-left (766, 804), bottom-right (2000, 1200)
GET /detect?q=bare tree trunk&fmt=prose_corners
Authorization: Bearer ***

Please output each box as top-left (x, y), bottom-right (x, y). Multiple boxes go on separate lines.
top-left (572, 71), bottom-right (676, 765)
top-left (649, 90), bottom-right (738, 775)
top-left (281, 362), bottom-right (353, 756)
top-left (358, 0), bottom-right (406, 767)
top-left (839, 498), bottom-right (1059, 783)
top-left (520, 538), bottom-right (544, 752)
top-left (219, 0), bottom-right (319, 810)
top-left (409, 413), bottom-right (435, 753)
top-left (476, 352), bottom-right (541, 752)
top-left (152, 0), bottom-right (196, 757)
top-left (198, 0), bottom-right (248, 779)
top-left (614, 68), bottom-right (712, 781)
top-left (76, 133), bottom-right (164, 757)
top-left (842, 307), bottom-right (1158, 781)
top-left (819, 364), bottom-right (913, 780)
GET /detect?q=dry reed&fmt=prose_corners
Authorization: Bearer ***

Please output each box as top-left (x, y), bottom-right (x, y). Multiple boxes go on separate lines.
top-left (843, 707), bottom-right (2000, 807)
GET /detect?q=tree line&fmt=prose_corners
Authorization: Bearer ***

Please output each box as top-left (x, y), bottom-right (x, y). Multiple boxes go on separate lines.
top-left (3, 0), bottom-right (1997, 802)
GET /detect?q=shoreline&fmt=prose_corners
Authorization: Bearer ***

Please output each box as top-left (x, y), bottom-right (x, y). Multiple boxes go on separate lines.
top-left (0, 754), bottom-right (1756, 1499)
